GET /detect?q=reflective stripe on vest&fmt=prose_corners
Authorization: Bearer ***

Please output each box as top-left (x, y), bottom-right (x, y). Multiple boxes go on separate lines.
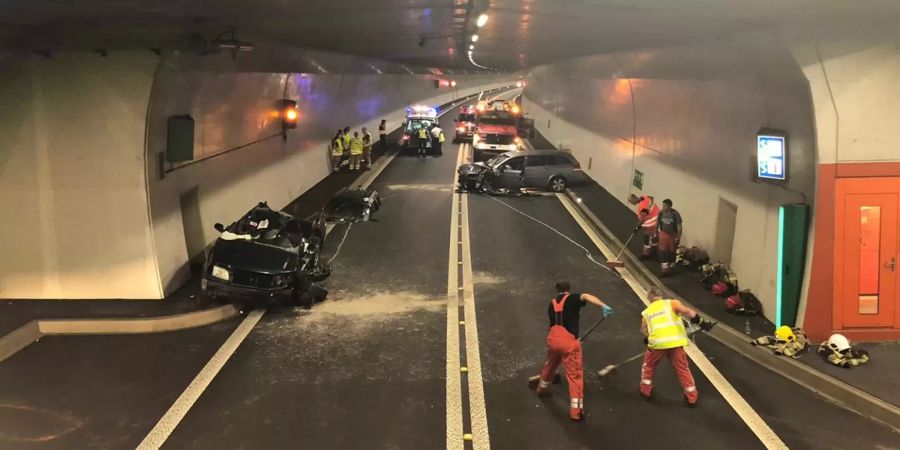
top-left (349, 138), bottom-right (364, 155)
top-left (638, 197), bottom-right (660, 229)
top-left (642, 300), bottom-right (689, 350)
top-left (551, 293), bottom-right (571, 326)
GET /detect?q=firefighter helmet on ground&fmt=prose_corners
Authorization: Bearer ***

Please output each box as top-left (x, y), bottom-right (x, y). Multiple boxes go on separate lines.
top-left (711, 282), bottom-right (729, 296)
top-left (724, 294), bottom-right (743, 311)
top-left (775, 325), bottom-right (795, 342)
top-left (827, 333), bottom-right (851, 352)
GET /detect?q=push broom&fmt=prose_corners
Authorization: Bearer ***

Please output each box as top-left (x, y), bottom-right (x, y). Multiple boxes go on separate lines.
top-left (596, 321), bottom-right (717, 378)
top-left (527, 316), bottom-right (608, 389)
top-left (605, 227), bottom-right (639, 269)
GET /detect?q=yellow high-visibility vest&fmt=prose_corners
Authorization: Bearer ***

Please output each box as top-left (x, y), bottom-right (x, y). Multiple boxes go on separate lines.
top-left (417, 128), bottom-right (427, 139)
top-left (342, 133), bottom-right (351, 149)
top-left (642, 300), bottom-right (689, 350)
top-left (438, 131), bottom-right (445, 143)
top-left (331, 139), bottom-right (344, 156)
top-left (349, 137), bottom-right (364, 155)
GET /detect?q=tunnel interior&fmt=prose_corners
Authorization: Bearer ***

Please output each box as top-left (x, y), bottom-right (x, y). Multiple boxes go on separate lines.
top-left (1, 1), bottom-right (900, 449)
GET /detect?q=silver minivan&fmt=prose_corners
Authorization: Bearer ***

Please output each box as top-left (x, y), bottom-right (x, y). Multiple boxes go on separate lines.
top-left (459, 150), bottom-right (586, 192)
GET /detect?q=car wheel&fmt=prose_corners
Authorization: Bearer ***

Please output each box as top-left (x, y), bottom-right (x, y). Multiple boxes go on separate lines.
top-left (292, 288), bottom-right (314, 309)
top-left (310, 263), bottom-right (332, 281)
top-left (549, 176), bottom-right (567, 192)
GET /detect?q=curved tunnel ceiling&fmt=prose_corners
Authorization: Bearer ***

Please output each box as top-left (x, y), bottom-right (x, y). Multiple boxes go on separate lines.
top-left (2, 0), bottom-right (899, 71)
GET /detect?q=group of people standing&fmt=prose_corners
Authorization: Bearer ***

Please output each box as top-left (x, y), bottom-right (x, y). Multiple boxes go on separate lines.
top-left (330, 120), bottom-right (389, 172)
top-left (414, 122), bottom-right (445, 157)
top-left (628, 194), bottom-right (683, 275)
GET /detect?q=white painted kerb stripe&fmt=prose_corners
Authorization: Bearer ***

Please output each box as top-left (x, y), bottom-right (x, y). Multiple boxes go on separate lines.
top-left (555, 193), bottom-right (788, 450)
top-left (137, 308), bottom-right (266, 449)
top-left (460, 193), bottom-right (491, 449)
top-left (446, 142), bottom-right (465, 450)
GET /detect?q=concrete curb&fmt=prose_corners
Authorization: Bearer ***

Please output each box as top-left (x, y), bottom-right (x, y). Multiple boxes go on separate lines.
top-left (0, 305), bottom-right (238, 363)
top-left (563, 189), bottom-right (900, 433)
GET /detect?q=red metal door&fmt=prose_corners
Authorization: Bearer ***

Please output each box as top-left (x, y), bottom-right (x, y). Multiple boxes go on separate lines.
top-left (835, 178), bottom-right (899, 328)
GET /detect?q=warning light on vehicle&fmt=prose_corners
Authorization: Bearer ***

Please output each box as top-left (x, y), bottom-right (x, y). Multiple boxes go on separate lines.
top-left (450, 80), bottom-right (457, 87)
top-left (511, 105), bottom-right (520, 114)
top-left (516, 81), bottom-right (526, 88)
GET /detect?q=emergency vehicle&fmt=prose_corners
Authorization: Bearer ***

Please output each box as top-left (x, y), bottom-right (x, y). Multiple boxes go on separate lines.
top-left (472, 109), bottom-right (523, 157)
top-left (400, 105), bottom-right (438, 152)
top-left (454, 106), bottom-right (477, 142)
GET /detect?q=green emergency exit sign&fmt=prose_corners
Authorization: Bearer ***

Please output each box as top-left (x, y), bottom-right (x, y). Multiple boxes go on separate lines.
top-left (633, 169), bottom-right (644, 190)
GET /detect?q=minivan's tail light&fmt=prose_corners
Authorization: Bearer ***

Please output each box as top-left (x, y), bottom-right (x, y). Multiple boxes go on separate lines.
top-left (572, 162), bottom-right (582, 171)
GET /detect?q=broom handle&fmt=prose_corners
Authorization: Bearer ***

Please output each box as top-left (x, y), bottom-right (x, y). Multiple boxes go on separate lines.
top-left (578, 316), bottom-right (607, 341)
top-left (613, 229), bottom-right (638, 260)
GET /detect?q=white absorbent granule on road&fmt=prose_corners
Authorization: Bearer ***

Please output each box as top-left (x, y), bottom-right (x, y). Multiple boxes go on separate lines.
top-left (303, 291), bottom-right (445, 321)
top-left (472, 271), bottom-right (506, 285)
top-left (384, 183), bottom-right (452, 192)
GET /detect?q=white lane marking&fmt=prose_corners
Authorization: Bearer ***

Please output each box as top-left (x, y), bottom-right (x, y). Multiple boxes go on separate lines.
top-left (460, 193), bottom-right (490, 449)
top-left (555, 193), bottom-right (788, 450)
top-left (137, 309), bottom-right (266, 450)
top-left (446, 142), bottom-right (465, 450)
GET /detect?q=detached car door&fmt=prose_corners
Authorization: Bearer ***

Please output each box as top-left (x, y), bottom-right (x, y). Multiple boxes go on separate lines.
top-left (495, 156), bottom-right (525, 189)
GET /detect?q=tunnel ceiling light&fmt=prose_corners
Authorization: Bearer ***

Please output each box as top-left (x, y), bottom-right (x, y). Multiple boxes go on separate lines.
top-left (471, 34), bottom-right (479, 42)
top-left (469, 44), bottom-right (474, 50)
top-left (476, 14), bottom-right (489, 27)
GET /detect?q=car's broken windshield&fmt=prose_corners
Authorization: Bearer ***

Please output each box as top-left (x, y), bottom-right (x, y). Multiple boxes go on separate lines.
top-left (486, 155), bottom-right (509, 167)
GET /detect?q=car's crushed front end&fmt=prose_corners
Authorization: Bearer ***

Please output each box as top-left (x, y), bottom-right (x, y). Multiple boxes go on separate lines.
top-left (202, 239), bottom-right (299, 305)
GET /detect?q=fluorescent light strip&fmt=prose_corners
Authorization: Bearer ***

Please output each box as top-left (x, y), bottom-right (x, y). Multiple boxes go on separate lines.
top-left (776, 206), bottom-right (785, 327)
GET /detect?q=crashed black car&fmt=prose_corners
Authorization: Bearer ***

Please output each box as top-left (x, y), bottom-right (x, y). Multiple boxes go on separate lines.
top-left (202, 190), bottom-right (381, 307)
top-left (202, 202), bottom-right (330, 307)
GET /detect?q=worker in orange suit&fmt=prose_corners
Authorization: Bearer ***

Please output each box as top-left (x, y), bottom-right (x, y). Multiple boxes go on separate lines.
top-left (536, 281), bottom-right (613, 422)
top-left (628, 194), bottom-right (660, 259)
top-left (640, 288), bottom-right (713, 406)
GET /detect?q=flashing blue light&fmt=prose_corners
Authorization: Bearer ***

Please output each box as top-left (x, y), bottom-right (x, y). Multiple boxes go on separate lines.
top-left (776, 206), bottom-right (785, 327)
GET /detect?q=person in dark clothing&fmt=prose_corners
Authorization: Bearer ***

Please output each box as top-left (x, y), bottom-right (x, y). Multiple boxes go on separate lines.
top-left (537, 281), bottom-right (613, 422)
top-left (657, 198), bottom-right (683, 275)
top-left (378, 119), bottom-right (387, 151)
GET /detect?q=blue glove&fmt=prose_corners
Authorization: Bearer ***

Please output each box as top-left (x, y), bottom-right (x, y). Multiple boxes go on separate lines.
top-left (601, 305), bottom-right (613, 318)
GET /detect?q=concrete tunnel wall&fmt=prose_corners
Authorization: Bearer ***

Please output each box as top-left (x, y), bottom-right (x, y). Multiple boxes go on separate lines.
top-left (0, 52), bottom-right (160, 299)
top-left (522, 33), bottom-right (819, 324)
top-left (0, 49), bottom-right (511, 299)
